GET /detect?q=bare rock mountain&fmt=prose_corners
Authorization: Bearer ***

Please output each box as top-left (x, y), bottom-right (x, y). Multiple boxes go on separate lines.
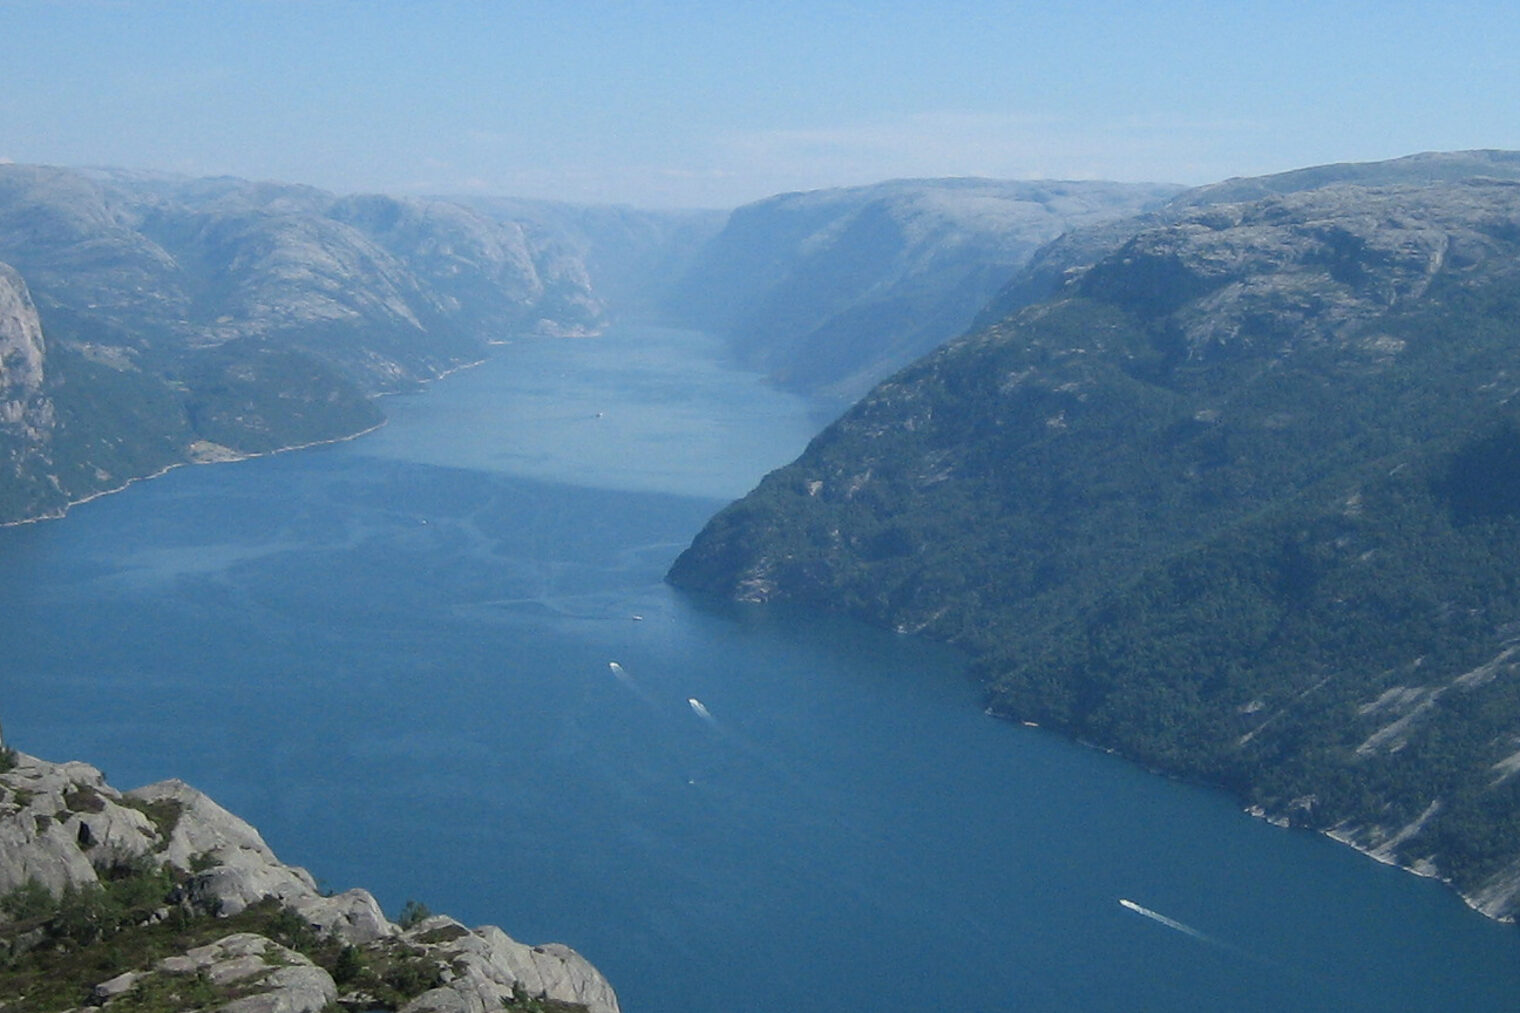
top-left (0, 265), bottom-right (60, 521)
top-left (0, 165), bottom-right (623, 524)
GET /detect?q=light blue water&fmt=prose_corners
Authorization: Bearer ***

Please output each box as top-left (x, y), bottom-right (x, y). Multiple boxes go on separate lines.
top-left (3, 325), bottom-right (1519, 1011)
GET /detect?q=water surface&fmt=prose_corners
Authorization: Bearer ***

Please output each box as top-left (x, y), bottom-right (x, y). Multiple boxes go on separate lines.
top-left (3, 325), bottom-right (1518, 1011)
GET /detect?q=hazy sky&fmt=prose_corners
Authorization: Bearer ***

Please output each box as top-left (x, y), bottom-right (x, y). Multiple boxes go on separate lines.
top-left (5, 1), bottom-right (1519, 208)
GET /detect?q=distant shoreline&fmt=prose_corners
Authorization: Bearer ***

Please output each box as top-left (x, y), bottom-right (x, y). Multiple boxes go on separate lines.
top-left (0, 418), bottom-right (389, 531)
top-left (0, 349), bottom-right (528, 531)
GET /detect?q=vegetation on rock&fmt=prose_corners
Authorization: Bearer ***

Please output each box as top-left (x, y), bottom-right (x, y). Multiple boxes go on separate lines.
top-left (0, 753), bottom-right (617, 1012)
top-left (669, 162), bottom-right (1520, 919)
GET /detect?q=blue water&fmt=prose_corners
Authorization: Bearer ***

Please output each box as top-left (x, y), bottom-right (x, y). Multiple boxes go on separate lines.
top-left (3, 325), bottom-right (1519, 1011)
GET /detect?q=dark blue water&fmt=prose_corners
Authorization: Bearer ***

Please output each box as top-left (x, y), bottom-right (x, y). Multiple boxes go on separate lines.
top-left (3, 326), bottom-right (1518, 1011)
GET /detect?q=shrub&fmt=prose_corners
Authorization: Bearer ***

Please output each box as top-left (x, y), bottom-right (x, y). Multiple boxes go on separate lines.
top-left (397, 899), bottom-right (432, 930)
top-left (1, 879), bottom-right (57, 923)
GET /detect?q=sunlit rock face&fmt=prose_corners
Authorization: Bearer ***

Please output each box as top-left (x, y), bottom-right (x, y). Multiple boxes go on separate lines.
top-left (0, 752), bottom-right (621, 1013)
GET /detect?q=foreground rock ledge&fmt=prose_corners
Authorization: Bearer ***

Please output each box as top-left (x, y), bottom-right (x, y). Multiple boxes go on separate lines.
top-left (0, 751), bottom-right (620, 1013)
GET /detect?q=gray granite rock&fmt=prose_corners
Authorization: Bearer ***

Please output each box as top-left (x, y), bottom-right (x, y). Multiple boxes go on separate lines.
top-left (2, 754), bottom-right (621, 1011)
top-left (401, 915), bottom-right (620, 1013)
top-left (146, 932), bottom-right (337, 1013)
top-left (0, 753), bottom-right (158, 896)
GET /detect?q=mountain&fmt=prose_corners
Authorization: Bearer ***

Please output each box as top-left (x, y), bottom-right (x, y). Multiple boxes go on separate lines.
top-left (0, 747), bottom-right (619, 1012)
top-left (447, 196), bottom-right (726, 322)
top-left (668, 154), bottom-right (1520, 919)
top-left (663, 178), bottom-right (1183, 403)
top-left (971, 148), bottom-right (1520, 328)
top-left (0, 165), bottom-right (1181, 526)
top-left (0, 257), bottom-right (385, 522)
top-left (0, 166), bottom-right (608, 387)
top-left (0, 165), bottom-right (625, 524)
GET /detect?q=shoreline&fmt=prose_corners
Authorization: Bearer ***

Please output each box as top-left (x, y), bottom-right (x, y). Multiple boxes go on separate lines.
top-left (991, 707), bottom-right (1518, 927)
top-left (0, 418), bottom-right (389, 531)
top-left (1318, 822), bottom-right (1517, 925)
top-left (0, 347), bottom-right (521, 531)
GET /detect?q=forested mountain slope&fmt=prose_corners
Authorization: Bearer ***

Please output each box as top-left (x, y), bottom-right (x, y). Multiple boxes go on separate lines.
top-left (669, 161), bottom-right (1520, 919)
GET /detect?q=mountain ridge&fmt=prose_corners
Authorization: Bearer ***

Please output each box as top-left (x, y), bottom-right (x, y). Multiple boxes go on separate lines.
top-left (663, 176), bottom-right (1183, 403)
top-left (0, 164), bottom-right (1187, 526)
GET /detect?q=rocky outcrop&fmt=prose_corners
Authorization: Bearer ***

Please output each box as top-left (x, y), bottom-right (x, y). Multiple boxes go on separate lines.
top-left (101, 932), bottom-right (340, 1013)
top-left (0, 262), bottom-right (45, 403)
top-left (0, 752), bottom-right (619, 1012)
top-left (0, 755), bottom-right (156, 897)
top-left (397, 916), bottom-right (622, 1013)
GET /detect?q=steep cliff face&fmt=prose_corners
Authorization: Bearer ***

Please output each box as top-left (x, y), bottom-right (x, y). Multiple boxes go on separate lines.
top-left (0, 265), bottom-right (60, 521)
top-left (0, 263), bottom-right (45, 404)
top-left (668, 162), bottom-right (1520, 919)
top-left (0, 751), bottom-right (620, 1013)
top-left (666, 178), bottom-right (1182, 401)
top-left (446, 195), bottom-right (727, 322)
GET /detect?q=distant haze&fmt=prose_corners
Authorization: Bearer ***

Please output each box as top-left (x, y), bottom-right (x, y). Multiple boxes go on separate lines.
top-left (3, 3), bottom-right (1519, 208)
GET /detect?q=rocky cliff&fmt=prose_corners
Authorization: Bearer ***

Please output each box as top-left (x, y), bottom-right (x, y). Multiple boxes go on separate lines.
top-left (0, 749), bottom-right (619, 1013)
top-left (0, 264), bottom-right (55, 520)
top-left (668, 155), bottom-right (1520, 920)
top-left (446, 196), bottom-right (726, 323)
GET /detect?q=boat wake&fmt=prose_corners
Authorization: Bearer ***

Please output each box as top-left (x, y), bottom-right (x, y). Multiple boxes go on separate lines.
top-left (688, 697), bottom-right (716, 723)
top-left (1117, 898), bottom-right (1273, 968)
top-left (1118, 898), bottom-right (1213, 944)
top-left (606, 661), bottom-right (657, 706)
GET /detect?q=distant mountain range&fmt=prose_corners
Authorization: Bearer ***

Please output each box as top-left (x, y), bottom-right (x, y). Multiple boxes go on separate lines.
top-left (0, 164), bottom-right (1178, 525)
top-left (669, 150), bottom-right (1520, 920)
top-left (0, 166), bottom-right (719, 523)
top-left (664, 177), bottom-right (1181, 403)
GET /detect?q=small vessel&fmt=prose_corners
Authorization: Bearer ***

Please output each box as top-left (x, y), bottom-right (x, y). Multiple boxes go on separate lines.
top-left (688, 697), bottom-right (713, 720)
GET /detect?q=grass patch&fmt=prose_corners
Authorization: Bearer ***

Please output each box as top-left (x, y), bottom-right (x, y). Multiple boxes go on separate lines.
top-left (0, 869), bottom-right (591, 1013)
top-left (107, 969), bottom-right (222, 1013)
top-left (120, 796), bottom-right (185, 845)
top-left (63, 785), bottom-right (107, 814)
